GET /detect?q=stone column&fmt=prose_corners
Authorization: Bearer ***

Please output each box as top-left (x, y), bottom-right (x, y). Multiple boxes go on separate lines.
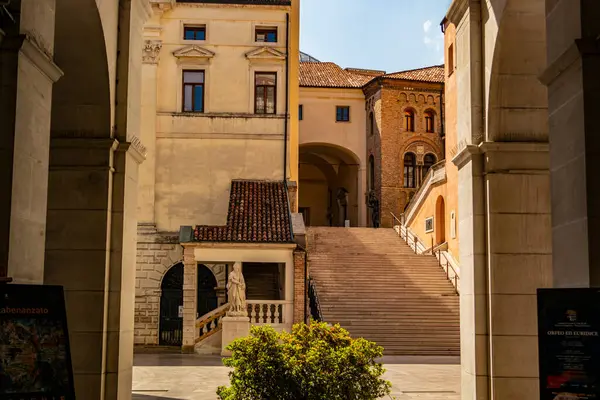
top-left (1, 9), bottom-right (63, 282)
top-left (358, 165), bottom-right (367, 227)
top-left (181, 245), bottom-right (197, 353)
top-left (454, 143), bottom-right (553, 399)
top-left (541, 1), bottom-right (600, 287)
top-left (138, 39), bottom-right (161, 224)
top-left (284, 255), bottom-right (295, 326)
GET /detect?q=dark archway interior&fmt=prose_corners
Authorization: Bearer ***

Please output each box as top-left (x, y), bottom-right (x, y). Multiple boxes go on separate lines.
top-left (159, 263), bottom-right (184, 346)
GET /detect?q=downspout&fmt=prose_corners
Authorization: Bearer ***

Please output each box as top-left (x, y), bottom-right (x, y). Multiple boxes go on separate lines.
top-left (283, 12), bottom-right (290, 182)
top-left (440, 83), bottom-right (446, 157)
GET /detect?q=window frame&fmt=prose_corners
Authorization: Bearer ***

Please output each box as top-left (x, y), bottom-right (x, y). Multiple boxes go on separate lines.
top-left (299, 104), bottom-right (303, 121)
top-left (422, 153), bottom-right (437, 179)
top-left (448, 43), bottom-right (455, 75)
top-left (254, 71), bottom-right (277, 115)
top-left (403, 152), bottom-right (417, 188)
top-left (336, 106), bottom-right (350, 122)
top-left (183, 25), bottom-right (207, 41)
top-left (369, 112), bottom-right (375, 136)
top-left (405, 110), bottom-right (415, 132)
top-left (255, 27), bottom-right (278, 43)
top-left (182, 70), bottom-right (206, 113)
top-left (425, 111), bottom-right (435, 133)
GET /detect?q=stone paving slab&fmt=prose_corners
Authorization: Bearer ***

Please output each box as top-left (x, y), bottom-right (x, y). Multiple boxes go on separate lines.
top-left (132, 354), bottom-right (460, 400)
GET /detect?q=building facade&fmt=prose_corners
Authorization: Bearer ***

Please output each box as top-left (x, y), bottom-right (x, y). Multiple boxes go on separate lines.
top-left (134, 0), bottom-right (302, 350)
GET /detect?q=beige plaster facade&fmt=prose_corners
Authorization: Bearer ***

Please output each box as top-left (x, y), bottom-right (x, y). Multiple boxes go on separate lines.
top-left (134, 0), bottom-right (301, 349)
top-left (299, 87), bottom-right (367, 227)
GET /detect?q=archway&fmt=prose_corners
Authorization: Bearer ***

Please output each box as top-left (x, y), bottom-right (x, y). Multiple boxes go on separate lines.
top-left (299, 143), bottom-right (363, 227)
top-left (159, 263), bottom-right (184, 346)
top-left (197, 264), bottom-right (218, 318)
top-left (435, 196), bottom-right (446, 245)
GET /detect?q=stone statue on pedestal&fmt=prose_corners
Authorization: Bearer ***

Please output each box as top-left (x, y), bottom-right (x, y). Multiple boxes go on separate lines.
top-left (226, 262), bottom-right (247, 317)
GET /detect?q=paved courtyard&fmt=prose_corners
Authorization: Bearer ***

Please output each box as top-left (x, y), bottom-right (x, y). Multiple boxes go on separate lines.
top-left (133, 354), bottom-right (460, 400)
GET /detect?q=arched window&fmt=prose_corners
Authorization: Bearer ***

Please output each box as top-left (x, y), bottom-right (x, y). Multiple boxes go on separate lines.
top-left (369, 112), bottom-right (375, 136)
top-left (403, 153), bottom-right (416, 188)
top-left (405, 110), bottom-right (415, 132)
top-left (425, 110), bottom-right (435, 133)
top-left (368, 155), bottom-right (375, 191)
top-left (423, 153), bottom-right (437, 179)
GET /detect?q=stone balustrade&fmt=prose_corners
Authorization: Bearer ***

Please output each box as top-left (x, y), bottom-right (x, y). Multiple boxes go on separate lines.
top-left (247, 300), bottom-right (292, 325)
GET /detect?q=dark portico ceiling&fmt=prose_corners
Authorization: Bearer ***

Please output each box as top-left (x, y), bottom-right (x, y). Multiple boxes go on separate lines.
top-left (177, 0), bottom-right (292, 5)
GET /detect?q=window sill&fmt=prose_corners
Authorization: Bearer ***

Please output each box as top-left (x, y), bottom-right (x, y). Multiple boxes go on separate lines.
top-left (254, 41), bottom-right (279, 46)
top-left (335, 120), bottom-right (351, 123)
top-left (183, 39), bottom-right (207, 44)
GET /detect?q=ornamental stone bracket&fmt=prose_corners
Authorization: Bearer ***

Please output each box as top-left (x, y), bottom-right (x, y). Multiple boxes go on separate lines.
top-left (143, 40), bottom-right (162, 65)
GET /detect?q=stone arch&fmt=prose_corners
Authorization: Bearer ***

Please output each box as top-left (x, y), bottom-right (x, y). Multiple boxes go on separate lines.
top-left (399, 92), bottom-right (408, 103)
top-left (404, 138), bottom-right (442, 164)
top-left (486, 0), bottom-right (548, 142)
top-left (404, 107), bottom-right (417, 132)
top-left (418, 94), bottom-right (426, 104)
top-left (435, 196), bottom-right (446, 245)
top-left (408, 93), bottom-right (417, 103)
top-left (427, 95), bottom-right (435, 105)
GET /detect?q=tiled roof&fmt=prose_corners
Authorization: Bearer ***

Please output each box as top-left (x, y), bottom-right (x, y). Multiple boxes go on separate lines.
top-left (193, 180), bottom-right (293, 243)
top-left (299, 62), bottom-right (374, 88)
top-left (382, 65), bottom-right (445, 83)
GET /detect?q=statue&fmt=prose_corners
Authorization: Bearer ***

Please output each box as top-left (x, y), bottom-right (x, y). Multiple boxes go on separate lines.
top-left (336, 187), bottom-right (349, 226)
top-left (367, 191), bottom-right (380, 228)
top-left (226, 262), bottom-right (247, 317)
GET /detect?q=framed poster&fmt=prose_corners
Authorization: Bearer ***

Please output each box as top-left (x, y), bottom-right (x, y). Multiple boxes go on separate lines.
top-left (538, 288), bottom-right (600, 400)
top-left (0, 284), bottom-right (75, 400)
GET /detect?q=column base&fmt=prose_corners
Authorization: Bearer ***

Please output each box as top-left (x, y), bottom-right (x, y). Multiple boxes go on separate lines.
top-left (221, 316), bottom-right (250, 356)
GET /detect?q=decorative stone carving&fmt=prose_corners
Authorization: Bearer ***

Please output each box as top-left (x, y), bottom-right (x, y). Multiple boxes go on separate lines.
top-left (245, 46), bottom-right (286, 62)
top-left (142, 40), bottom-right (162, 64)
top-left (173, 45), bottom-right (215, 65)
top-left (226, 262), bottom-right (247, 317)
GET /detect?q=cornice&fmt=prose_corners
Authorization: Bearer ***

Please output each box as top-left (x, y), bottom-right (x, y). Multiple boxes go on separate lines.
top-left (245, 46), bottom-right (286, 61)
top-left (20, 35), bottom-right (64, 83)
top-left (539, 38), bottom-right (600, 87)
top-left (173, 44), bottom-right (215, 64)
top-left (446, 0), bottom-right (469, 26)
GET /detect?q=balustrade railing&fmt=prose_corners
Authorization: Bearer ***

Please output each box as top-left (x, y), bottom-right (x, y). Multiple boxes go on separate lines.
top-left (247, 300), bottom-right (290, 325)
top-left (195, 303), bottom-right (229, 344)
top-left (435, 249), bottom-right (460, 294)
top-left (308, 278), bottom-right (323, 322)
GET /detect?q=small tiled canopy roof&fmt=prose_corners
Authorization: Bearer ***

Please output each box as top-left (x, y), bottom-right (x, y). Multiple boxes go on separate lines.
top-left (194, 180), bottom-right (293, 243)
top-left (382, 65), bottom-right (445, 83)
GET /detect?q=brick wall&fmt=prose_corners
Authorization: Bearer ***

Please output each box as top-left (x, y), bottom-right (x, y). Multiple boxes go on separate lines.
top-left (366, 80), bottom-right (444, 227)
top-left (293, 248), bottom-right (306, 324)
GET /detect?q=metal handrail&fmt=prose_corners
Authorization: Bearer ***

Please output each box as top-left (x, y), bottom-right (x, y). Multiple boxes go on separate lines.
top-left (308, 277), bottom-right (323, 322)
top-left (436, 249), bottom-right (460, 294)
top-left (390, 213), bottom-right (427, 254)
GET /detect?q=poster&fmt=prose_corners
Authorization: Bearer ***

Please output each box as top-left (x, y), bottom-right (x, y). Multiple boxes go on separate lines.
top-left (538, 288), bottom-right (600, 400)
top-left (0, 284), bottom-right (75, 400)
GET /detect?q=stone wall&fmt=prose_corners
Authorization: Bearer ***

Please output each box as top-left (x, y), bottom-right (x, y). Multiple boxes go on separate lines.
top-left (135, 224), bottom-right (183, 346)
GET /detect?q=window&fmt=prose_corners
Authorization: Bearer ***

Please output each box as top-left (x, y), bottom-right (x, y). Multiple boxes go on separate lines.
top-left (255, 72), bottom-right (276, 114)
top-left (368, 155), bottom-right (375, 191)
top-left (448, 43), bottom-right (455, 74)
top-left (184, 26), bottom-right (206, 41)
top-left (403, 153), bottom-right (416, 188)
top-left (450, 211), bottom-right (456, 239)
top-left (405, 110), bottom-right (415, 132)
top-left (423, 153), bottom-right (437, 179)
top-left (182, 70), bottom-right (205, 112)
top-left (255, 27), bottom-right (278, 43)
top-left (336, 106), bottom-right (350, 122)
top-left (425, 217), bottom-right (434, 233)
top-left (369, 112), bottom-right (375, 136)
top-left (425, 111), bottom-right (435, 133)
top-left (299, 105), bottom-right (303, 120)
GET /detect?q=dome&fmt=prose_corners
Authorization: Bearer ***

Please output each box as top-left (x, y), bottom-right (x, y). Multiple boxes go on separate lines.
top-left (300, 51), bottom-right (321, 63)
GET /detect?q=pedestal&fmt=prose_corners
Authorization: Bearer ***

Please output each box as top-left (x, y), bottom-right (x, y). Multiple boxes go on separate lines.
top-left (221, 316), bottom-right (250, 356)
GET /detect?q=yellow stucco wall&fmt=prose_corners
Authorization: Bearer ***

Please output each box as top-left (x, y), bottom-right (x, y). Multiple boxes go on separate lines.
top-left (139, 2), bottom-right (299, 232)
top-left (406, 21), bottom-right (459, 260)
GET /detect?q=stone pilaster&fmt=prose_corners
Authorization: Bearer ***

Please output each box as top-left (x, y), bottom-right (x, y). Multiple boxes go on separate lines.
top-left (293, 249), bottom-right (306, 324)
top-left (181, 245), bottom-right (198, 353)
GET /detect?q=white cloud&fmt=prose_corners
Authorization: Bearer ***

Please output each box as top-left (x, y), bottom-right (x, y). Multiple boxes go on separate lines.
top-left (423, 36), bottom-right (433, 45)
top-left (423, 20), bottom-right (432, 33)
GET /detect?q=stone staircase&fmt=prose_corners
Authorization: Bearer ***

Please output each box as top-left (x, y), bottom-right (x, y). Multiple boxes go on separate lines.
top-left (307, 227), bottom-right (460, 356)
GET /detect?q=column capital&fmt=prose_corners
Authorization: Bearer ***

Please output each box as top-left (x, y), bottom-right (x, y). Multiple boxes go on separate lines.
top-left (142, 39), bottom-right (162, 65)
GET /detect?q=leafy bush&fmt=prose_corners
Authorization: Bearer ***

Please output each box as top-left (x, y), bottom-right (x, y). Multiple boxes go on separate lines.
top-left (217, 321), bottom-right (392, 400)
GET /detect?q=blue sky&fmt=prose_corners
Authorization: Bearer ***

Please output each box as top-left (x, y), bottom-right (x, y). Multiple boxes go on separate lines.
top-left (300, 0), bottom-right (453, 73)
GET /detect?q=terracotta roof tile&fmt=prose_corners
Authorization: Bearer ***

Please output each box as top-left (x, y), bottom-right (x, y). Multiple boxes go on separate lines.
top-left (193, 180), bottom-right (293, 243)
top-left (299, 62), bottom-right (374, 88)
top-left (383, 65), bottom-right (445, 83)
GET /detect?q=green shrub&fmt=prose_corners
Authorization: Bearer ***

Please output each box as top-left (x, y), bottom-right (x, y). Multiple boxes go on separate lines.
top-left (217, 321), bottom-right (392, 400)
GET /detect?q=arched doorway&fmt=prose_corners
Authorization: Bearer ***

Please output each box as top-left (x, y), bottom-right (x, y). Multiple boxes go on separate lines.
top-left (435, 196), bottom-right (446, 245)
top-left (197, 264), bottom-right (218, 318)
top-left (299, 143), bottom-right (363, 227)
top-left (159, 263), bottom-right (184, 346)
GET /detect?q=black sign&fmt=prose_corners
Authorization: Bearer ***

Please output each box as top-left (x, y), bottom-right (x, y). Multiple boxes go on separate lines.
top-left (538, 288), bottom-right (600, 400)
top-left (0, 284), bottom-right (75, 400)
